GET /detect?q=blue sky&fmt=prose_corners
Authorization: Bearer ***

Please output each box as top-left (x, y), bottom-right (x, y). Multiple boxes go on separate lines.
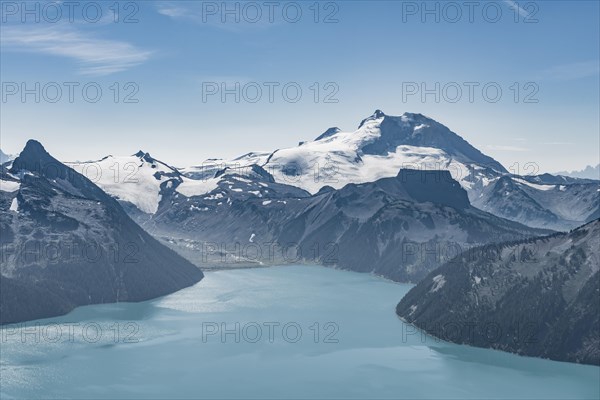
top-left (1, 0), bottom-right (599, 173)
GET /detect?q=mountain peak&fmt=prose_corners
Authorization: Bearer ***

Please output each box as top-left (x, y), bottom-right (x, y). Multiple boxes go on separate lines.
top-left (355, 111), bottom-right (507, 173)
top-left (315, 127), bottom-right (341, 141)
top-left (10, 140), bottom-right (54, 174)
top-left (373, 109), bottom-right (385, 118)
top-left (134, 150), bottom-right (157, 163)
top-left (9, 139), bottom-right (112, 201)
top-left (22, 139), bottom-right (47, 156)
top-left (358, 109), bottom-right (387, 129)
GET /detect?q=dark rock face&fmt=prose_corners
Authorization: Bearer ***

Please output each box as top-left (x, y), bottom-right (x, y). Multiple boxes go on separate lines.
top-left (396, 219), bottom-right (600, 365)
top-left (0, 140), bottom-right (203, 325)
top-left (397, 170), bottom-right (469, 210)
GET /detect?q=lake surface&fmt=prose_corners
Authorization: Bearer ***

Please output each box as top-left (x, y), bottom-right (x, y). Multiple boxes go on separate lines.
top-left (1, 265), bottom-right (598, 399)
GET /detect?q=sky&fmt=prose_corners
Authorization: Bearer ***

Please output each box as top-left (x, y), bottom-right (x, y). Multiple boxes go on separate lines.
top-left (1, 0), bottom-right (599, 173)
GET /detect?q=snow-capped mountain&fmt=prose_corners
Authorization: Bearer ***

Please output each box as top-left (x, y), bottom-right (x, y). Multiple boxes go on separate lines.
top-left (67, 151), bottom-right (220, 215)
top-left (178, 110), bottom-right (598, 231)
top-left (0, 141), bottom-right (203, 324)
top-left (65, 111), bottom-right (598, 232)
top-left (185, 110), bottom-right (505, 196)
top-left (397, 218), bottom-right (600, 365)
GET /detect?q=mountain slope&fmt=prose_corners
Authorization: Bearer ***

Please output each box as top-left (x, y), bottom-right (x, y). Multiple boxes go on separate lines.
top-left (396, 219), bottom-right (600, 365)
top-left (273, 170), bottom-right (548, 282)
top-left (358, 110), bottom-right (506, 171)
top-left (0, 140), bottom-right (203, 324)
top-left (472, 175), bottom-right (599, 230)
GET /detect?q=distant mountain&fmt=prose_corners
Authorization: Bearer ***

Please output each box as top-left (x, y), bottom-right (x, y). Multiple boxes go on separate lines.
top-left (0, 140), bottom-right (203, 324)
top-left (397, 219), bottom-right (600, 365)
top-left (521, 173), bottom-right (598, 185)
top-left (555, 165), bottom-right (600, 180)
top-left (0, 149), bottom-right (14, 164)
top-left (472, 175), bottom-right (599, 231)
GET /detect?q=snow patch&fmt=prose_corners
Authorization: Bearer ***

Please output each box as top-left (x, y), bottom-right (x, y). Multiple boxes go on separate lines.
top-left (0, 180), bottom-right (20, 192)
top-left (68, 155), bottom-right (171, 214)
top-left (9, 197), bottom-right (19, 212)
top-left (514, 178), bottom-right (555, 191)
top-left (430, 275), bottom-right (446, 293)
top-left (177, 178), bottom-right (219, 198)
top-left (204, 193), bottom-right (224, 200)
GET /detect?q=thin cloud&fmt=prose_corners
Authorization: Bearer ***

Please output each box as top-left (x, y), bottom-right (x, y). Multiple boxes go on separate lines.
top-left (483, 145), bottom-right (529, 152)
top-left (155, 2), bottom-right (280, 32)
top-left (538, 61), bottom-right (600, 81)
top-left (156, 4), bottom-right (189, 18)
top-left (0, 25), bottom-right (152, 76)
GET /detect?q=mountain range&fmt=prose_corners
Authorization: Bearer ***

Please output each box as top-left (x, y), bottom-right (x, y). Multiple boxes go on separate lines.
top-left (66, 110), bottom-right (599, 232)
top-left (142, 165), bottom-right (547, 282)
top-left (555, 164), bottom-right (600, 180)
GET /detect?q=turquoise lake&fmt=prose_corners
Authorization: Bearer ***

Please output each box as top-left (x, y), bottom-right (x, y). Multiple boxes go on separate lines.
top-left (1, 265), bottom-right (598, 399)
